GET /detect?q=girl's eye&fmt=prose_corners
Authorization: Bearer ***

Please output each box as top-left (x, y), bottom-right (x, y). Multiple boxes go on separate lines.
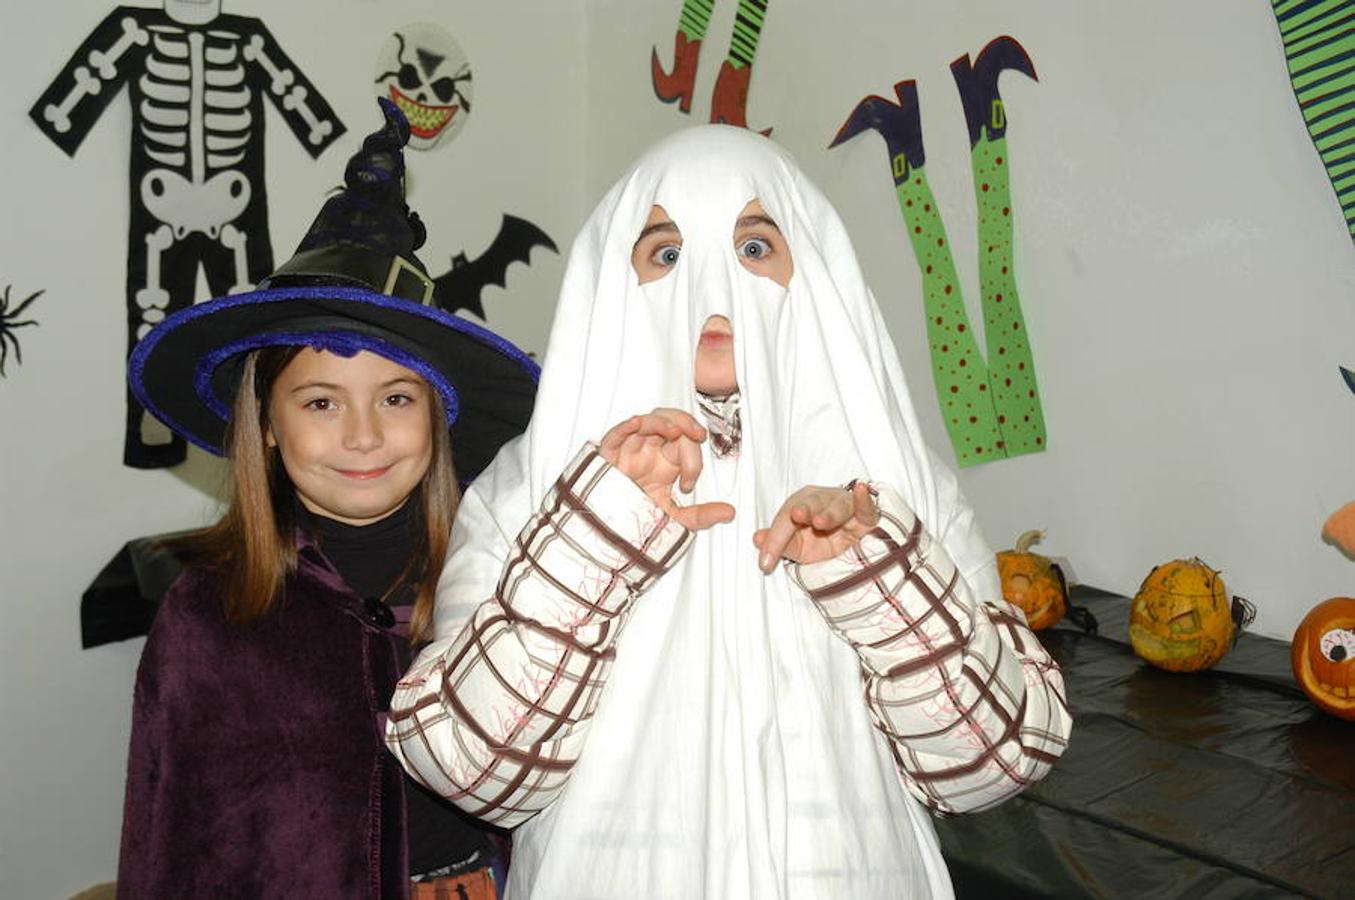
top-left (650, 244), bottom-right (681, 266)
top-left (737, 237), bottom-right (773, 260)
top-left (384, 393), bottom-right (415, 407)
top-left (304, 397), bottom-right (336, 412)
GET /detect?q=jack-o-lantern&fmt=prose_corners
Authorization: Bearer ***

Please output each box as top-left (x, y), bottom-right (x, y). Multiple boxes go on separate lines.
top-left (1130, 557), bottom-right (1235, 672)
top-left (1291, 596), bottom-right (1355, 720)
top-left (997, 530), bottom-right (1067, 630)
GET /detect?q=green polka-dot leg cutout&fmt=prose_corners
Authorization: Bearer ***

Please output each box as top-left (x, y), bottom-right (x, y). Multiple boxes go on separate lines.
top-left (894, 170), bottom-right (1006, 466)
top-left (973, 135), bottom-right (1046, 457)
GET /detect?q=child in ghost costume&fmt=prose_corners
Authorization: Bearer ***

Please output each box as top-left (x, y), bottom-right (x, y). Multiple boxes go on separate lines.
top-left (387, 125), bottom-right (1072, 899)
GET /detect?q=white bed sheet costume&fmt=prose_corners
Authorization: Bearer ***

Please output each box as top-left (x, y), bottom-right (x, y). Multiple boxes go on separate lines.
top-left (388, 125), bottom-right (1072, 899)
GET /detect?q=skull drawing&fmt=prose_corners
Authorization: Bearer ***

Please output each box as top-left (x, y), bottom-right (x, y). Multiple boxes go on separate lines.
top-left (373, 23), bottom-right (473, 150)
top-left (162, 0), bottom-right (222, 26)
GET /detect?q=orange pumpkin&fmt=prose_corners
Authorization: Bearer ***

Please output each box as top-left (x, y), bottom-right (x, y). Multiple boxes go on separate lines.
top-left (1291, 597), bottom-right (1355, 721)
top-left (1129, 557), bottom-right (1234, 672)
top-left (997, 530), bottom-right (1067, 630)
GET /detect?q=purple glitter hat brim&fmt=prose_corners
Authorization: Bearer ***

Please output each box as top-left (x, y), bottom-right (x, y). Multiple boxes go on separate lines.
top-left (195, 329), bottom-right (461, 420)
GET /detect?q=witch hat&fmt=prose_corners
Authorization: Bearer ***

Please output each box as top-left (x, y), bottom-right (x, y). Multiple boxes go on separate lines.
top-left (128, 98), bottom-right (538, 481)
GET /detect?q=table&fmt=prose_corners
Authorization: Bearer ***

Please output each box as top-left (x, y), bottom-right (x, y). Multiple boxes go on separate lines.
top-left (933, 587), bottom-right (1354, 899)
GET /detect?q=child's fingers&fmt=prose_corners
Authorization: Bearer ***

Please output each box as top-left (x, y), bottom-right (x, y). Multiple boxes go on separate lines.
top-left (676, 435), bottom-right (703, 493)
top-left (758, 507), bottom-right (802, 572)
top-left (852, 482), bottom-right (879, 527)
top-left (632, 412), bottom-right (684, 440)
top-left (653, 407), bottom-right (708, 442)
top-left (673, 501), bottom-right (735, 531)
top-left (599, 416), bottom-right (642, 462)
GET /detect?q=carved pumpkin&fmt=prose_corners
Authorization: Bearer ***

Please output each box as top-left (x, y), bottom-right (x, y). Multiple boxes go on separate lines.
top-left (1291, 596), bottom-right (1355, 721)
top-left (1129, 557), bottom-right (1234, 672)
top-left (997, 530), bottom-right (1067, 630)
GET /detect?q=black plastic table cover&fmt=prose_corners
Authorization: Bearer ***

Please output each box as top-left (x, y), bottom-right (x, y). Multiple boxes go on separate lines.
top-left (933, 586), bottom-right (1354, 899)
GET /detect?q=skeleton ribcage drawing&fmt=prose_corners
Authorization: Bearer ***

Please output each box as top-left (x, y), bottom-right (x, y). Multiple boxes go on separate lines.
top-left (31, 8), bottom-right (346, 468)
top-left (138, 26), bottom-right (252, 240)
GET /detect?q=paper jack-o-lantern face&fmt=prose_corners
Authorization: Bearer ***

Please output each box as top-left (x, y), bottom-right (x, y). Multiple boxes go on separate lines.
top-left (373, 23), bottom-right (473, 150)
top-left (1130, 558), bottom-right (1235, 672)
top-left (1291, 597), bottom-right (1355, 720)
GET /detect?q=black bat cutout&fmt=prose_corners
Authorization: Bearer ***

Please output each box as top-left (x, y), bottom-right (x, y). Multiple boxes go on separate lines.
top-left (433, 214), bottom-right (557, 319)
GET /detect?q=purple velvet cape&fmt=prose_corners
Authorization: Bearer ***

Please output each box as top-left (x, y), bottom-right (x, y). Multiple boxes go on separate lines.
top-left (116, 537), bottom-right (413, 899)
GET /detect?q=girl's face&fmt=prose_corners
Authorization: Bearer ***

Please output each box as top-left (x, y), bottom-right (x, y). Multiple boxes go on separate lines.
top-left (267, 348), bottom-right (434, 526)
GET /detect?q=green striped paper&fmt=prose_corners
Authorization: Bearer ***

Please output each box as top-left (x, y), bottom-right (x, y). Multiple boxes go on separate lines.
top-left (1273, 0), bottom-right (1355, 239)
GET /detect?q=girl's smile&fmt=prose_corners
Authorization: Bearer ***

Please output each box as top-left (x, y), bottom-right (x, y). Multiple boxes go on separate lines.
top-left (336, 465), bottom-right (395, 480)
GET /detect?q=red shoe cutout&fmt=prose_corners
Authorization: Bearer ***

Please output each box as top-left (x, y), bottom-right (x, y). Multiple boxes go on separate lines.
top-left (652, 31), bottom-right (702, 114)
top-left (709, 60), bottom-right (771, 135)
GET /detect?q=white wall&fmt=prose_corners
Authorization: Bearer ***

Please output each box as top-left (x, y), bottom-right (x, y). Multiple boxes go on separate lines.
top-left (0, 2), bottom-right (582, 896)
top-left (5, 0), bottom-right (1354, 895)
top-left (585, 0), bottom-right (1355, 640)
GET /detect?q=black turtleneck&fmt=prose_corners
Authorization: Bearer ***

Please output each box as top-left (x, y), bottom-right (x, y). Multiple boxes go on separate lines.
top-left (301, 497), bottom-right (420, 606)
top-left (298, 499), bottom-right (498, 879)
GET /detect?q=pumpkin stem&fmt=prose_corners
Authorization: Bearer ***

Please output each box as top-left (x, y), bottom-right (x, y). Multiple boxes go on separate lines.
top-left (1014, 529), bottom-right (1045, 554)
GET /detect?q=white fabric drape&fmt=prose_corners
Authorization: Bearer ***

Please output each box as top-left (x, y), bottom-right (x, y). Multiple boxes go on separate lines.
top-left (435, 126), bottom-right (1001, 898)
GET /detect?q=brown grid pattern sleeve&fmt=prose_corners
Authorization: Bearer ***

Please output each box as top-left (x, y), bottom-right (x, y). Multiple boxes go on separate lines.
top-left (789, 485), bottom-right (1072, 815)
top-left (386, 446), bottom-right (692, 827)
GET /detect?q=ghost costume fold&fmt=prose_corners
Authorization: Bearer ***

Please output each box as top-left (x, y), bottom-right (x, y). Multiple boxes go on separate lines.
top-left (388, 126), bottom-right (1071, 899)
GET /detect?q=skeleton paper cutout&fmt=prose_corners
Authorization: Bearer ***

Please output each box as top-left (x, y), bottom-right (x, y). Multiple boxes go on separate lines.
top-left (30, 1), bottom-right (346, 468)
top-left (652, 0), bottom-right (772, 132)
top-left (374, 23), bottom-right (473, 151)
top-left (432, 215), bottom-right (557, 320)
top-left (832, 36), bottom-right (1047, 468)
top-left (0, 285), bottom-right (43, 378)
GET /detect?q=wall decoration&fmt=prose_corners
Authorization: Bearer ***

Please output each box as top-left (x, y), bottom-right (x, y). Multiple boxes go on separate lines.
top-left (0, 284), bottom-right (43, 378)
top-left (432, 215), bottom-right (557, 320)
top-left (29, 1), bottom-right (345, 469)
top-left (831, 37), bottom-right (1046, 467)
top-left (652, 0), bottom-right (772, 131)
top-left (371, 23), bottom-right (554, 323)
top-left (373, 23), bottom-right (472, 151)
top-left (1270, 0), bottom-right (1355, 242)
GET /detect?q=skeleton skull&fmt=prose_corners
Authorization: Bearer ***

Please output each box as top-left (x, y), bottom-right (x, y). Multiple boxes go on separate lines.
top-left (373, 23), bottom-right (473, 150)
top-left (163, 0), bottom-right (221, 26)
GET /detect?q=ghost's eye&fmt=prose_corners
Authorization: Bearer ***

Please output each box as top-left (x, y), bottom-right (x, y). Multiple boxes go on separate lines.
top-left (397, 64), bottom-right (421, 91)
top-left (1319, 628), bottom-right (1355, 663)
top-left (737, 237), bottom-right (772, 260)
top-left (650, 244), bottom-right (681, 267)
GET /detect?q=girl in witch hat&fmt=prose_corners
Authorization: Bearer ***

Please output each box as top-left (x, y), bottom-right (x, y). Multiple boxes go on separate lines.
top-left (116, 98), bottom-right (537, 899)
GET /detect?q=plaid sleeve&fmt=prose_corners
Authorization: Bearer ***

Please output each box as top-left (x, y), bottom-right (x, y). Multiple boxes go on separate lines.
top-left (788, 485), bottom-right (1072, 815)
top-left (386, 445), bottom-right (691, 827)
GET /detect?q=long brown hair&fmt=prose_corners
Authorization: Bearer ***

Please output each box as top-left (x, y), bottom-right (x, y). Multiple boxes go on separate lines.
top-left (166, 345), bottom-right (458, 643)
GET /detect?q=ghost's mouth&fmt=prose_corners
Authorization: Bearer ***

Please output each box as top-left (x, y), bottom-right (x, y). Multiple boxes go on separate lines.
top-left (388, 86), bottom-right (458, 138)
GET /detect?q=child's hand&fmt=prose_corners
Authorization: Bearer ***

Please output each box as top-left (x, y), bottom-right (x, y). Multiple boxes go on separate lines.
top-left (599, 408), bottom-right (735, 531)
top-left (1323, 500), bottom-right (1355, 556)
top-left (753, 482), bottom-right (879, 572)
